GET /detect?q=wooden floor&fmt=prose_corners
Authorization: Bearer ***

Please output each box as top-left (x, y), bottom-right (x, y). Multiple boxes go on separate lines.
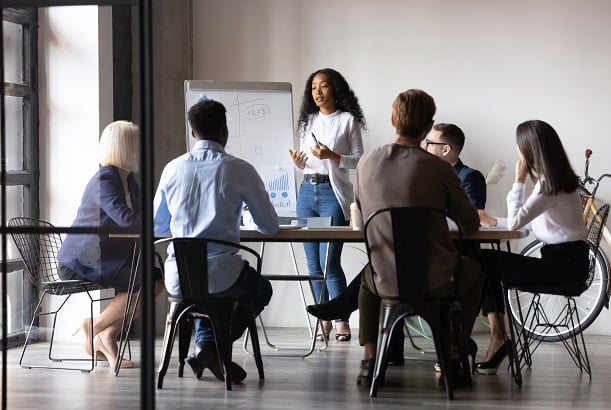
top-left (3, 329), bottom-right (611, 409)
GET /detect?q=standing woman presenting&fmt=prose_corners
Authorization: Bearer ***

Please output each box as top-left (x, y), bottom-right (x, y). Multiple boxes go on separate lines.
top-left (288, 68), bottom-right (366, 342)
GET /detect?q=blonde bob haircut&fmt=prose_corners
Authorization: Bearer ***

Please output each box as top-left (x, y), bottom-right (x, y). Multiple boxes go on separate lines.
top-left (98, 120), bottom-right (140, 172)
top-left (392, 89), bottom-right (436, 138)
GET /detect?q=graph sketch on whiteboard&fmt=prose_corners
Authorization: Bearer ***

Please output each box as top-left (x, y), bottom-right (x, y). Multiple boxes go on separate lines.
top-left (262, 166), bottom-right (296, 214)
top-left (185, 81), bottom-right (297, 216)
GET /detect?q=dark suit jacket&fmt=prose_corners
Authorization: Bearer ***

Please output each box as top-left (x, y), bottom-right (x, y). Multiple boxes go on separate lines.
top-left (454, 159), bottom-right (486, 259)
top-left (57, 165), bottom-right (140, 286)
top-left (455, 159), bottom-right (486, 209)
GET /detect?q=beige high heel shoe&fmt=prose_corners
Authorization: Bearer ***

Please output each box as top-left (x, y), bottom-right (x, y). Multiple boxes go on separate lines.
top-left (335, 320), bottom-right (352, 342)
top-left (93, 335), bottom-right (134, 369)
top-left (316, 320), bottom-right (332, 341)
top-left (73, 318), bottom-right (93, 357)
top-left (73, 318), bottom-right (107, 361)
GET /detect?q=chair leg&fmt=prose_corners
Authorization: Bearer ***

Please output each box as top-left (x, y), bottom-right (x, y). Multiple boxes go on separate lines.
top-left (370, 304), bottom-right (403, 397)
top-left (157, 302), bottom-right (181, 389)
top-left (562, 297), bottom-right (591, 375)
top-left (513, 293), bottom-right (592, 376)
top-left (427, 307), bottom-right (454, 400)
top-left (502, 284), bottom-right (523, 387)
top-left (246, 311), bottom-right (265, 380)
top-left (19, 292), bottom-right (47, 369)
top-left (177, 316), bottom-right (194, 378)
top-left (449, 302), bottom-right (472, 384)
top-left (19, 292), bottom-right (95, 372)
top-left (46, 297), bottom-right (63, 362)
top-left (521, 293), bottom-right (544, 367)
top-left (209, 301), bottom-right (235, 391)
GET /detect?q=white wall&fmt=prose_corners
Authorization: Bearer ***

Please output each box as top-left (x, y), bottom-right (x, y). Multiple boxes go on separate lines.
top-left (39, 6), bottom-right (112, 223)
top-left (38, 6), bottom-right (114, 340)
top-left (191, 0), bottom-right (611, 334)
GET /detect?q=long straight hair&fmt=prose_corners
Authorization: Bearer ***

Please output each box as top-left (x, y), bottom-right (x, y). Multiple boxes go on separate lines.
top-left (516, 120), bottom-right (579, 195)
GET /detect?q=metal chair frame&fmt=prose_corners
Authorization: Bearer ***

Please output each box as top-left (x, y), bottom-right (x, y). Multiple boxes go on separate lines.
top-left (8, 217), bottom-right (114, 372)
top-left (155, 237), bottom-right (264, 390)
top-left (363, 207), bottom-right (471, 399)
top-left (508, 203), bottom-right (610, 377)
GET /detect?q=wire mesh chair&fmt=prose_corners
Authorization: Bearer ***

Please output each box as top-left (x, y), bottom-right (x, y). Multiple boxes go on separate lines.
top-left (508, 203), bottom-right (610, 376)
top-left (9, 217), bottom-right (112, 372)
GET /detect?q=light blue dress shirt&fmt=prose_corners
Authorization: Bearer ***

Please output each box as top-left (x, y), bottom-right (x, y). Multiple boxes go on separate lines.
top-left (153, 139), bottom-right (279, 297)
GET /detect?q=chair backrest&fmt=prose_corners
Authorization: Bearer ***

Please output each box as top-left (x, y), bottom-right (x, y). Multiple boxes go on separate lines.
top-left (162, 237), bottom-right (261, 303)
top-left (8, 217), bottom-right (62, 286)
top-left (170, 238), bottom-right (211, 302)
top-left (363, 207), bottom-right (447, 304)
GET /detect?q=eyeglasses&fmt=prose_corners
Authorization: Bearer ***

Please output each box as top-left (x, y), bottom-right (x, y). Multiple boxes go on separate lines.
top-left (425, 139), bottom-right (447, 146)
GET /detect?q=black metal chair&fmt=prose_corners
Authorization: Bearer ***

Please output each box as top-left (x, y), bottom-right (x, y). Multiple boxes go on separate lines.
top-left (155, 237), bottom-right (264, 390)
top-left (363, 207), bottom-right (472, 399)
top-left (8, 217), bottom-right (113, 372)
top-left (508, 203), bottom-right (610, 376)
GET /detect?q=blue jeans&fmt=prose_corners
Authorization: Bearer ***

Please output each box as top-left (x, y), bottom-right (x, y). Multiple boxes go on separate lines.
top-left (296, 181), bottom-right (348, 318)
top-left (194, 262), bottom-right (273, 347)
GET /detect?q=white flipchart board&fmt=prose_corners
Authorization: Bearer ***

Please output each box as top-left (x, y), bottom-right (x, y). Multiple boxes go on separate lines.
top-left (184, 80), bottom-right (297, 216)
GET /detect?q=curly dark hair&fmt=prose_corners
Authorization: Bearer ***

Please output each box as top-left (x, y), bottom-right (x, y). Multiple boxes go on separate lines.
top-left (297, 68), bottom-right (366, 131)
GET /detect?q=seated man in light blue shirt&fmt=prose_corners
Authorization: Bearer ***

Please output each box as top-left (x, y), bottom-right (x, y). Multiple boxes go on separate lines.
top-left (153, 99), bottom-right (279, 383)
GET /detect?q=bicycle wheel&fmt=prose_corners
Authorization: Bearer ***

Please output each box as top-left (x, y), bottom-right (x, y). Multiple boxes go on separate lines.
top-left (507, 239), bottom-right (609, 342)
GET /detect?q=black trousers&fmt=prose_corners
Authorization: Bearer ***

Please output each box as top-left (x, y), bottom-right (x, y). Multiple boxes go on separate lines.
top-left (480, 240), bottom-right (589, 315)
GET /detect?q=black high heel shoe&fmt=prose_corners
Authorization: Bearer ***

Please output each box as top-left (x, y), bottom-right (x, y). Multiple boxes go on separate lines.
top-left (475, 339), bottom-right (512, 375)
top-left (307, 299), bottom-right (353, 322)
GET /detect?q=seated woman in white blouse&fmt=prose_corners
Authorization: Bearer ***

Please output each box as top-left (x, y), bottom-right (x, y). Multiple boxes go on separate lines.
top-left (476, 120), bottom-right (588, 375)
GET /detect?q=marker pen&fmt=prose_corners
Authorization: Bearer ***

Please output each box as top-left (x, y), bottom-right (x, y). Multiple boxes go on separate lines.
top-left (311, 132), bottom-right (318, 144)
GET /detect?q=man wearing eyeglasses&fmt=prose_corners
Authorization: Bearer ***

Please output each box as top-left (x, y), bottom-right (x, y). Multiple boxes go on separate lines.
top-left (424, 123), bottom-right (486, 216)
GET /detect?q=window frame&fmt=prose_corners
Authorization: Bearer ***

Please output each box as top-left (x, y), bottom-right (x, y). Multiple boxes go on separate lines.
top-left (3, 8), bottom-right (39, 216)
top-left (2, 7), bottom-right (39, 346)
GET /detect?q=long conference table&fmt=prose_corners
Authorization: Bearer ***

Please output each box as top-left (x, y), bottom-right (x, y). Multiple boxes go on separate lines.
top-left (114, 226), bottom-right (529, 375)
top-left (237, 225), bottom-right (529, 359)
top-left (241, 226), bottom-right (529, 386)
top-left (239, 225), bottom-right (529, 243)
